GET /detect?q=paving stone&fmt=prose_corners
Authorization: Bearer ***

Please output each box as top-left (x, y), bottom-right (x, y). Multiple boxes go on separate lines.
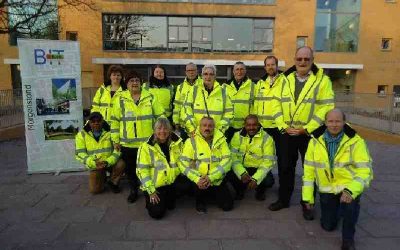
top-left (372, 181), bottom-right (400, 192)
top-left (0, 207), bottom-right (55, 224)
top-left (100, 206), bottom-right (150, 224)
top-left (221, 239), bottom-right (287, 250)
top-left (187, 220), bottom-right (248, 239)
top-left (0, 175), bottom-right (28, 184)
top-left (154, 240), bottom-right (219, 250)
top-left (57, 222), bottom-right (126, 242)
top-left (30, 183), bottom-right (80, 195)
top-left (34, 194), bottom-right (91, 209)
top-left (0, 222), bottom-right (67, 245)
top-left (84, 241), bottom-right (152, 250)
top-left (62, 174), bottom-right (88, 184)
top-left (0, 221), bottom-right (9, 233)
top-left (359, 218), bottom-right (400, 237)
top-left (373, 174), bottom-right (400, 182)
top-left (127, 220), bottom-right (186, 240)
top-left (356, 237), bottom-right (400, 250)
top-left (0, 192), bottom-right (47, 209)
top-left (364, 191), bottom-right (400, 204)
top-left (0, 183), bottom-right (35, 195)
top-left (45, 206), bottom-right (107, 223)
top-left (208, 202), bottom-right (269, 220)
top-left (25, 174), bottom-right (69, 184)
top-left (363, 203), bottom-right (400, 219)
top-left (247, 219), bottom-right (308, 239)
top-left (284, 238), bottom-right (341, 250)
top-left (0, 169), bottom-right (23, 177)
top-left (16, 242), bottom-right (85, 250)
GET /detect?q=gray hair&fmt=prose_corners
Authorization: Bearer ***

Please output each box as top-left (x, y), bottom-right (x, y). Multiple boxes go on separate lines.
top-left (202, 64), bottom-right (217, 75)
top-left (153, 117), bottom-right (172, 132)
top-left (325, 108), bottom-right (346, 122)
top-left (186, 62), bottom-right (197, 68)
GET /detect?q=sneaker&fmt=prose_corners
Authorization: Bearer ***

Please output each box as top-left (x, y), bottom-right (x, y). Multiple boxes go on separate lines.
top-left (108, 181), bottom-right (121, 194)
top-left (341, 239), bottom-right (355, 250)
top-left (127, 189), bottom-right (138, 203)
top-left (196, 201), bottom-right (207, 214)
top-left (268, 200), bottom-right (289, 211)
top-left (255, 191), bottom-right (266, 201)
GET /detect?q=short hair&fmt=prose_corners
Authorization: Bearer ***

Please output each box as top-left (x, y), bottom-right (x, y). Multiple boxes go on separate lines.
top-left (325, 108), bottom-right (346, 122)
top-left (244, 114), bottom-right (259, 124)
top-left (154, 117), bottom-right (172, 131)
top-left (202, 64), bottom-right (217, 75)
top-left (107, 65), bottom-right (124, 79)
top-left (295, 46), bottom-right (314, 58)
top-left (234, 61), bottom-right (246, 69)
top-left (264, 55), bottom-right (278, 66)
top-left (186, 62), bottom-right (197, 68)
top-left (200, 116), bottom-right (215, 125)
top-left (125, 70), bottom-right (142, 83)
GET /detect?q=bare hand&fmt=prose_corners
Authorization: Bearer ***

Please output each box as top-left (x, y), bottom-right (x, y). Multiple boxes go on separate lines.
top-left (247, 179), bottom-right (258, 190)
top-left (114, 143), bottom-right (121, 151)
top-left (304, 203), bottom-right (314, 210)
top-left (95, 160), bottom-right (107, 170)
top-left (340, 191), bottom-right (353, 204)
top-left (197, 176), bottom-right (210, 189)
top-left (241, 173), bottom-right (251, 184)
top-left (149, 192), bottom-right (160, 204)
top-left (286, 128), bottom-right (306, 136)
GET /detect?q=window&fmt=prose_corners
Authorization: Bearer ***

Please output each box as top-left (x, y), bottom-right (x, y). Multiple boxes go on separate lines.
top-left (377, 85), bottom-right (388, 95)
top-left (385, 0), bottom-right (397, 3)
top-left (381, 38), bottom-right (392, 51)
top-left (66, 31), bottom-right (78, 41)
top-left (102, 14), bottom-right (274, 53)
top-left (11, 64), bottom-right (22, 90)
top-left (314, 0), bottom-right (361, 52)
top-left (296, 36), bottom-right (308, 48)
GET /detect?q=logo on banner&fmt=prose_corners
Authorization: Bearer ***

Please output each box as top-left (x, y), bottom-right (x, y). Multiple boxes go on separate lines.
top-left (34, 49), bottom-right (64, 65)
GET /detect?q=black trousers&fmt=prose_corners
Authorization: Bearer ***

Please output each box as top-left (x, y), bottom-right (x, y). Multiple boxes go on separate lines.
top-left (121, 146), bottom-right (139, 190)
top-left (144, 184), bottom-right (176, 219)
top-left (265, 127), bottom-right (282, 185)
top-left (278, 133), bottom-right (310, 204)
top-left (194, 179), bottom-right (233, 211)
top-left (229, 168), bottom-right (269, 195)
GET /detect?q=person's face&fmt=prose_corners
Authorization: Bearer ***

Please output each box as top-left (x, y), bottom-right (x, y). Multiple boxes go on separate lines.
top-left (153, 67), bottom-right (165, 80)
top-left (202, 68), bottom-right (216, 89)
top-left (233, 64), bottom-right (246, 82)
top-left (185, 65), bottom-right (198, 80)
top-left (89, 118), bottom-right (103, 132)
top-left (264, 58), bottom-right (278, 77)
top-left (295, 47), bottom-right (313, 76)
top-left (200, 119), bottom-right (215, 140)
top-left (155, 125), bottom-right (170, 143)
top-left (325, 111), bottom-right (345, 137)
top-left (244, 118), bottom-right (260, 136)
top-left (110, 72), bottom-right (122, 84)
top-left (127, 77), bottom-right (141, 92)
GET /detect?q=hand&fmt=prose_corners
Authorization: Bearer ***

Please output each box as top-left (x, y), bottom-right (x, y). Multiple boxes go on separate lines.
top-left (95, 160), bottom-right (107, 170)
top-left (285, 127), bottom-right (298, 136)
top-left (285, 128), bottom-right (306, 136)
top-left (190, 131), bottom-right (195, 138)
top-left (247, 179), bottom-right (258, 190)
top-left (114, 143), bottom-right (121, 151)
top-left (197, 176), bottom-right (210, 189)
top-left (304, 203), bottom-right (314, 210)
top-left (149, 192), bottom-right (160, 204)
top-left (340, 191), bottom-right (353, 204)
top-left (241, 173), bottom-right (251, 184)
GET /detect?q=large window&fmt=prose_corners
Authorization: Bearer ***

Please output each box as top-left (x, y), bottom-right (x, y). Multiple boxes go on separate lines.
top-left (103, 14), bottom-right (274, 52)
top-left (129, 0), bottom-right (275, 4)
top-left (314, 0), bottom-right (361, 52)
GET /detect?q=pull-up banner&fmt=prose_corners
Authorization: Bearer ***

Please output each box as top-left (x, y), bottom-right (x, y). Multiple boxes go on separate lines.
top-left (18, 39), bottom-right (84, 173)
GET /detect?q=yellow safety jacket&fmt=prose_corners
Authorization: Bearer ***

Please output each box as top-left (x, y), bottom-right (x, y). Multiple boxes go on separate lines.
top-left (274, 64), bottom-right (335, 133)
top-left (253, 74), bottom-right (284, 129)
top-left (110, 89), bottom-right (165, 148)
top-left (75, 122), bottom-right (120, 169)
top-left (143, 82), bottom-right (174, 118)
top-left (179, 129), bottom-right (231, 186)
top-left (136, 133), bottom-right (183, 194)
top-left (302, 124), bottom-right (373, 204)
top-left (224, 77), bottom-right (256, 129)
top-left (173, 76), bottom-right (202, 126)
top-left (230, 128), bottom-right (276, 184)
top-left (183, 80), bottom-right (234, 133)
top-left (91, 84), bottom-right (124, 123)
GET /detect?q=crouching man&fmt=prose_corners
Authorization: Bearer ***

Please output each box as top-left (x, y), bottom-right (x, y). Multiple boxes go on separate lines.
top-left (75, 112), bottom-right (125, 194)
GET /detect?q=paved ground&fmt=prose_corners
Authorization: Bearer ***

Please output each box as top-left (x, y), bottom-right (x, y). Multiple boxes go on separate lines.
top-left (1, 136), bottom-right (400, 250)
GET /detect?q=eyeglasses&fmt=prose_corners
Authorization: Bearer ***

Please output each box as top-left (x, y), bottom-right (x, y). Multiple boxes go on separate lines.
top-left (295, 57), bottom-right (311, 62)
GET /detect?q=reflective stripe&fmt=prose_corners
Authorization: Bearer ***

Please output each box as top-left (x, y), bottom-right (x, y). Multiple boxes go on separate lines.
top-left (174, 100), bottom-right (183, 105)
top-left (111, 152), bottom-right (119, 159)
top-left (110, 116), bottom-right (119, 121)
top-left (288, 120), bottom-right (307, 126)
top-left (303, 181), bottom-right (314, 187)
top-left (94, 103), bottom-right (111, 107)
top-left (281, 97), bottom-right (291, 102)
top-left (120, 115), bottom-right (154, 121)
top-left (110, 129), bottom-right (119, 133)
top-left (216, 165), bottom-right (225, 175)
top-left (180, 156), bottom-right (192, 162)
top-left (137, 163), bottom-right (152, 169)
top-left (225, 108), bottom-right (234, 112)
top-left (334, 162), bottom-right (352, 168)
top-left (120, 138), bottom-right (147, 143)
top-left (311, 115), bottom-right (323, 124)
top-left (231, 148), bottom-right (239, 153)
top-left (75, 149), bottom-right (87, 154)
top-left (303, 99), bottom-right (315, 104)
top-left (307, 84), bottom-right (319, 123)
top-left (170, 162), bottom-right (178, 168)
top-left (193, 109), bottom-right (223, 115)
top-left (190, 137), bottom-right (198, 158)
top-left (354, 176), bottom-right (366, 187)
top-left (304, 160), bottom-right (326, 168)
top-left (120, 99), bottom-right (127, 139)
top-left (273, 112), bottom-right (282, 119)
top-left (87, 148), bottom-right (113, 154)
top-left (92, 102), bottom-right (100, 106)
top-left (82, 156), bottom-right (90, 165)
top-left (255, 96), bottom-right (279, 101)
top-left (232, 99), bottom-right (251, 104)
top-left (316, 99), bottom-right (334, 104)
top-left (140, 176), bottom-right (152, 185)
top-left (233, 117), bottom-right (245, 122)
top-left (354, 162), bottom-right (372, 168)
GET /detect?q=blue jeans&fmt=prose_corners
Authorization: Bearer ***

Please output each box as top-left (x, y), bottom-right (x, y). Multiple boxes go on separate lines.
top-left (319, 192), bottom-right (361, 241)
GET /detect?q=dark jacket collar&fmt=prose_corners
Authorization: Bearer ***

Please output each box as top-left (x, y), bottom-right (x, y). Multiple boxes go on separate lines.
top-left (147, 132), bottom-right (180, 146)
top-left (83, 121), bottom-right (110, 133)
top-left (260, 70), bottom-right (283, 81)
top-left (228, 76), bottom-right (250, 88)
top-left (283, 63), bottom-right (319, 77)
top-left (312, 123), bottom-right (356, 139)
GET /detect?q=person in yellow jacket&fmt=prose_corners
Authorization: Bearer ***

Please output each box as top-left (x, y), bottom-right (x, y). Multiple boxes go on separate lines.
top-left (75, 112), bottom-right (125, 194)
top-left (223, 62), bottom-right (256, 142)
top-left (143, 65), bottom-right (174, 121)
top-left (111, 70), bottom-right (165, 203)
top-left (91, 65), bottom-right (126, 124)
top-left (179, 117), bottom-right (233, 213)
top-left (301, 109), bottom-right (373, 250)
top-left (182, 64), bottom-right (233, 136)
top-left (173, 62), bottom-right (202, 140)
top-left (136, 118), bottom-right (183, 219)
top-left (230, 115), bottom-right (276, 201)
top-left (269, 46), bottom-right (335, 211)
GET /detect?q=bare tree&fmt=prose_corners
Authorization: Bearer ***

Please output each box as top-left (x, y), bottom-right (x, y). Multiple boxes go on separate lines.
top-left (0, 0), bottom-right (97, 35)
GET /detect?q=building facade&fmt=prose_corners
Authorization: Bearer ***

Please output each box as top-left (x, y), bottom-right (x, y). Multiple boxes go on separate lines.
top-left (1, 0), bottom-right (399, 95)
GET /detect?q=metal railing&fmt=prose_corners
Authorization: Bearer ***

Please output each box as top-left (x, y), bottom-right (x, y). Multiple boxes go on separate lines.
top-left (1, 88), bottom-right (400, 134)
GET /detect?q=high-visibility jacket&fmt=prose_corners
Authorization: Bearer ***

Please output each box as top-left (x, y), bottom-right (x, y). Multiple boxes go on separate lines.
top-left (302, 124), bottom-right (373, 204)
top-left (230, 128), bottom-right (276, 184)
top-left (179, 129), bottom-right (231, 186)
top-left (173, 76), bottom-right (202, 126)
top-left (224, 77), bottom-right (256, 129)
top-left (253, 74), bottom-right (284, 129)
top-left (136, 133), bottom-right (183, 194)
top-left (91, 84), bottom-right (124, 123)
top-left (274, 64), bottom-right (335, 133)
top-left (110, 89), bottom-right (165, 148)
top-left (143, 82), bottom-right (174, 118)
top-left (75, 122), bottom-right (120, 169)
top-left (183, 81), bottom-right (233, 133)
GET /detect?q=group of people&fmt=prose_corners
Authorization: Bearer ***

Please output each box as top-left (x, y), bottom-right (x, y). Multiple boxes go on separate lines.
top-left (75, 46), bottom-right (373, 250)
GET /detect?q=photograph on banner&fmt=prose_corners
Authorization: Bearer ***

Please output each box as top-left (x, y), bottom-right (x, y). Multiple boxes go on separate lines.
top-left (44, 119), bottom-right (79, 140)
top-left (36, 98), bottom-right (70, 115)
top-left (52, 78), bottom-right (77, 100)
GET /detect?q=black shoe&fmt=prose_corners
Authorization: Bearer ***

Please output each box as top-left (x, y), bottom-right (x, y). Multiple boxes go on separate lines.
top-left (196, 201), bottom-right (207, 214)
top-left (235, 191), bottom-right (245, 200)
top-left (167, 201), bottom-right (176, 210)
top-left (127, 189), bottom-right (138, 203)
top-left (302, 207), bottom-right (314, 221)
top-left (255, 191), bottom-right (266, 201)
top-left (341, 239), bottom-right (355, 250)
top-left (108, 181), bottom-right (121, 194)
top-left (268, 200), bottom-right (289, 211)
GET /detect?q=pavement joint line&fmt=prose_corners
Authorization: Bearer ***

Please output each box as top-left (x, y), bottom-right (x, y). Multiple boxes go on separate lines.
top-left (31, 192), bottom-right (48, 208)
top-left (41, 207), bottom-right (58, 223)
top-left (54, 222), bottom-right (71, 243)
